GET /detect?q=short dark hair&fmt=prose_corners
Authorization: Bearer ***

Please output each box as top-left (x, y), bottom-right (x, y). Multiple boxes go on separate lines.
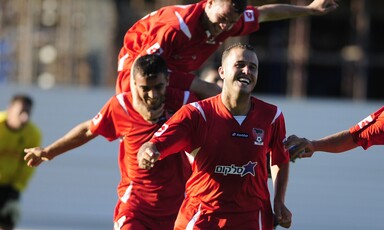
top-left (221, 43), bottom-right (257, 64)
top-left (11, 94), bottom-right (33, 107)
top-left (218, 0), bottom-right (247, 14)
top-left (132, 54), bottom-right (169, 80)
top-left (231, 0), bottom-right (247, 14)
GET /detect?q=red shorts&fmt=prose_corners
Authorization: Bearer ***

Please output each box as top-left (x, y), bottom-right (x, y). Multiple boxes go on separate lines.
top-left (174, 197), bottom-right (273, 230)
top-left (113, 199), bottom-right (178, 230)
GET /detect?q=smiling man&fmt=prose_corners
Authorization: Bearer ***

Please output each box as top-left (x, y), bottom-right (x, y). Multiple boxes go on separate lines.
top-left (138, 43), bottom-right (291, 229)
top-left (24, 55), bottom-right (197, 230)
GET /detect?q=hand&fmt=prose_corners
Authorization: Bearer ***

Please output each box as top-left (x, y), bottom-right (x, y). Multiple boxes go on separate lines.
top-left (274, 201), bottom-right (292, 228)
top-left (24, 147), bottom-right (51, 167)
top-left (308, 0), bottom-right (339, 15)
top-left (284, 135), bottom-right (315, 161)
top-left (137, 142), bottom-right (160, 170)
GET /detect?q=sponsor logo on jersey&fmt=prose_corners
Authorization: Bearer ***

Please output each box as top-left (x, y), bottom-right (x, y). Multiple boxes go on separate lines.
top-left (154, 123), bottom-right (168, 137)
top-left (215, 161), bottom-right (257, 177)
top-left (92, 112), bottom-right (102, 125)
top-left (231, 132), bottom-right (249, 138)
top-left (252, 128), bottom-right (264, 145)
top-left (146, 43), bottom-right (164, 55)
top-left (244, 10), bottom-right (255, 22)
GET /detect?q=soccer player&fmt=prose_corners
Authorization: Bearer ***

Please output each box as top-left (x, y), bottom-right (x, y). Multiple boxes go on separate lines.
top-left (24, 55), bottom-right (197, 230)
top-left (0, 94), bottom-right (42, 230)
top-left (285, 106), bottom-right (384, 160)
top-left (117, 0), bottom-right (339, 122)
top-left (138, 43), bottom-right (291, 229)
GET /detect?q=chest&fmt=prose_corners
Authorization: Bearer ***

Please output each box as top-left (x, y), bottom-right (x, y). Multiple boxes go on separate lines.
top-left (196, 115), bottom-right (273, 166)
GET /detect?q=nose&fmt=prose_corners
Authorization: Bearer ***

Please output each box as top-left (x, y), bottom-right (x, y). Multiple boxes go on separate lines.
top-left (242, 65), bottom-right (250, 75)
top-left (147, 89), bottom-right (158, 99)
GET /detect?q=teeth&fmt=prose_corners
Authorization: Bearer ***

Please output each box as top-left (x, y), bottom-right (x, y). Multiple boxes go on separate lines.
top-left (238, 78), bottom-right (250, 84)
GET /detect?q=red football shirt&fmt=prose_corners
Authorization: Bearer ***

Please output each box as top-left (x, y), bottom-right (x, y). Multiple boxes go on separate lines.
top-left (349, 106), bottom-right (384, 149)
top-left (151, 95), bottom-right (289, 217)
top-left (116, 1), bottom-right (260, 93)
top-left (89, 89), bottom-right (196, 219)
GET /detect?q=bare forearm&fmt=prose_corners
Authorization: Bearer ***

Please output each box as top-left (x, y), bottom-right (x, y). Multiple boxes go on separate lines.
top-left (257, 0), bottom-right (338, 23)
top-left (190, 77), bottom-right (221, 99)
top-left (273, 163), bottom-right (289, 203)
top-left (45, 120), bottom-right (96, 158)
top-left (312, 130), bottom-right (359, 153)
top-left (258, 4), bottom-right (312, 22)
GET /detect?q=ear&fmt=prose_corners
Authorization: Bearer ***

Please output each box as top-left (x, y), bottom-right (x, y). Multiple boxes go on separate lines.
top-left (218, 66), bottom-right (225, 79)
top-left (165, 74), bottom-right (170, 87)
top-left (206, 0), bottom-right (214, 8)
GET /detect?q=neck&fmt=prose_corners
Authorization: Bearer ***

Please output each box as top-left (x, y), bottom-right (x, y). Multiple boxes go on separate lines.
top-left (221, 91), bottom-right (251, 116)
top-left (5, 119), bottom-right (23, 131)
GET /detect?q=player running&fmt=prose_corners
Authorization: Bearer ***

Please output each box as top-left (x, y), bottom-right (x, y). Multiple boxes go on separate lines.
top-left (138, 43), bottom-right (291, 229)
top-left (24, 55), bottom-right (197, 230)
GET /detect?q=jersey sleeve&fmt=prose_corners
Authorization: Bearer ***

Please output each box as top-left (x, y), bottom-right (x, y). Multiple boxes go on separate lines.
top-left (151, 105), bottom-right (199, 159)
top-left (349, 106), bottom-right (384, 149)
top-left (119, 11), bottom-right (181, 73)
top-left (268, 108), bottom-right (290, 166)
top-left (227, 6), bottom-right (260, 36)
top-left (89, 97), bottom-right (120, 141)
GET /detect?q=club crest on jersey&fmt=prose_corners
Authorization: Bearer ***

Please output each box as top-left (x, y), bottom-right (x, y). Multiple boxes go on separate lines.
top-left (244, 10), bottom-right (255, 22)
top-left (357, 115), bottom-right (373, 129)
top-left (252, 128), bottom-right (264, 145)
top-left (215, 161), bottom-right (257, 177)
top-left (92, 112), bottom-right (103, 125)
top-left (146, 43), bottom-right (164, 55)
top-left (154, 123), bottom-right (168, 137)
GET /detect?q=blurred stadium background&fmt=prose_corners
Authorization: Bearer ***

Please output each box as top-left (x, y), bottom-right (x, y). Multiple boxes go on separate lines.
top-left (1, 0), bottom-right (384, 229)
top-left (1, 0), bottom-right (384, 99)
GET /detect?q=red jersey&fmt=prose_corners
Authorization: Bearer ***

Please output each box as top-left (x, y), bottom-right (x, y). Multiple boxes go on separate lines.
top-left (116, 1), bottom-right (260, 93)
top-left (89, 89), bottom-right (196, 223)
top-left (349, 106), bottom-right (384, 150)
top-left (151, 95), bottom-right (289, 228)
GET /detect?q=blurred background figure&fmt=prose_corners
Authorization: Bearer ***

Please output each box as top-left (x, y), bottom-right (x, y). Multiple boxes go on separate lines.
top-left (199, 65), bottom-right (223, 89)
top-left (0, 94), bottom-right (42, 230)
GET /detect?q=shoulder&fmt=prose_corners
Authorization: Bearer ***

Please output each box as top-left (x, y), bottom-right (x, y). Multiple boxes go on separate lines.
top-left (184, 95), bottom-right (217, 119)
top-left (251, 96), bottom-right (278, 111)
top-left (110, 92), bottom-right (133, 112)
top-left (149, 2), bottom-right (202, 27)
top-left (250, 97), bottom-right (283, 122)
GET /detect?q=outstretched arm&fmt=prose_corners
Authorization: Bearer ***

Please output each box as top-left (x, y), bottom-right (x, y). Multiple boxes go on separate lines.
top-left (257, 0), bottom-right (339, 23)
top-left (24, 119), bottom-right (97, 167)
top-left (189, 77), bottom-right (222, 99)
top-left (285, 130), bottom-right (359, 160)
